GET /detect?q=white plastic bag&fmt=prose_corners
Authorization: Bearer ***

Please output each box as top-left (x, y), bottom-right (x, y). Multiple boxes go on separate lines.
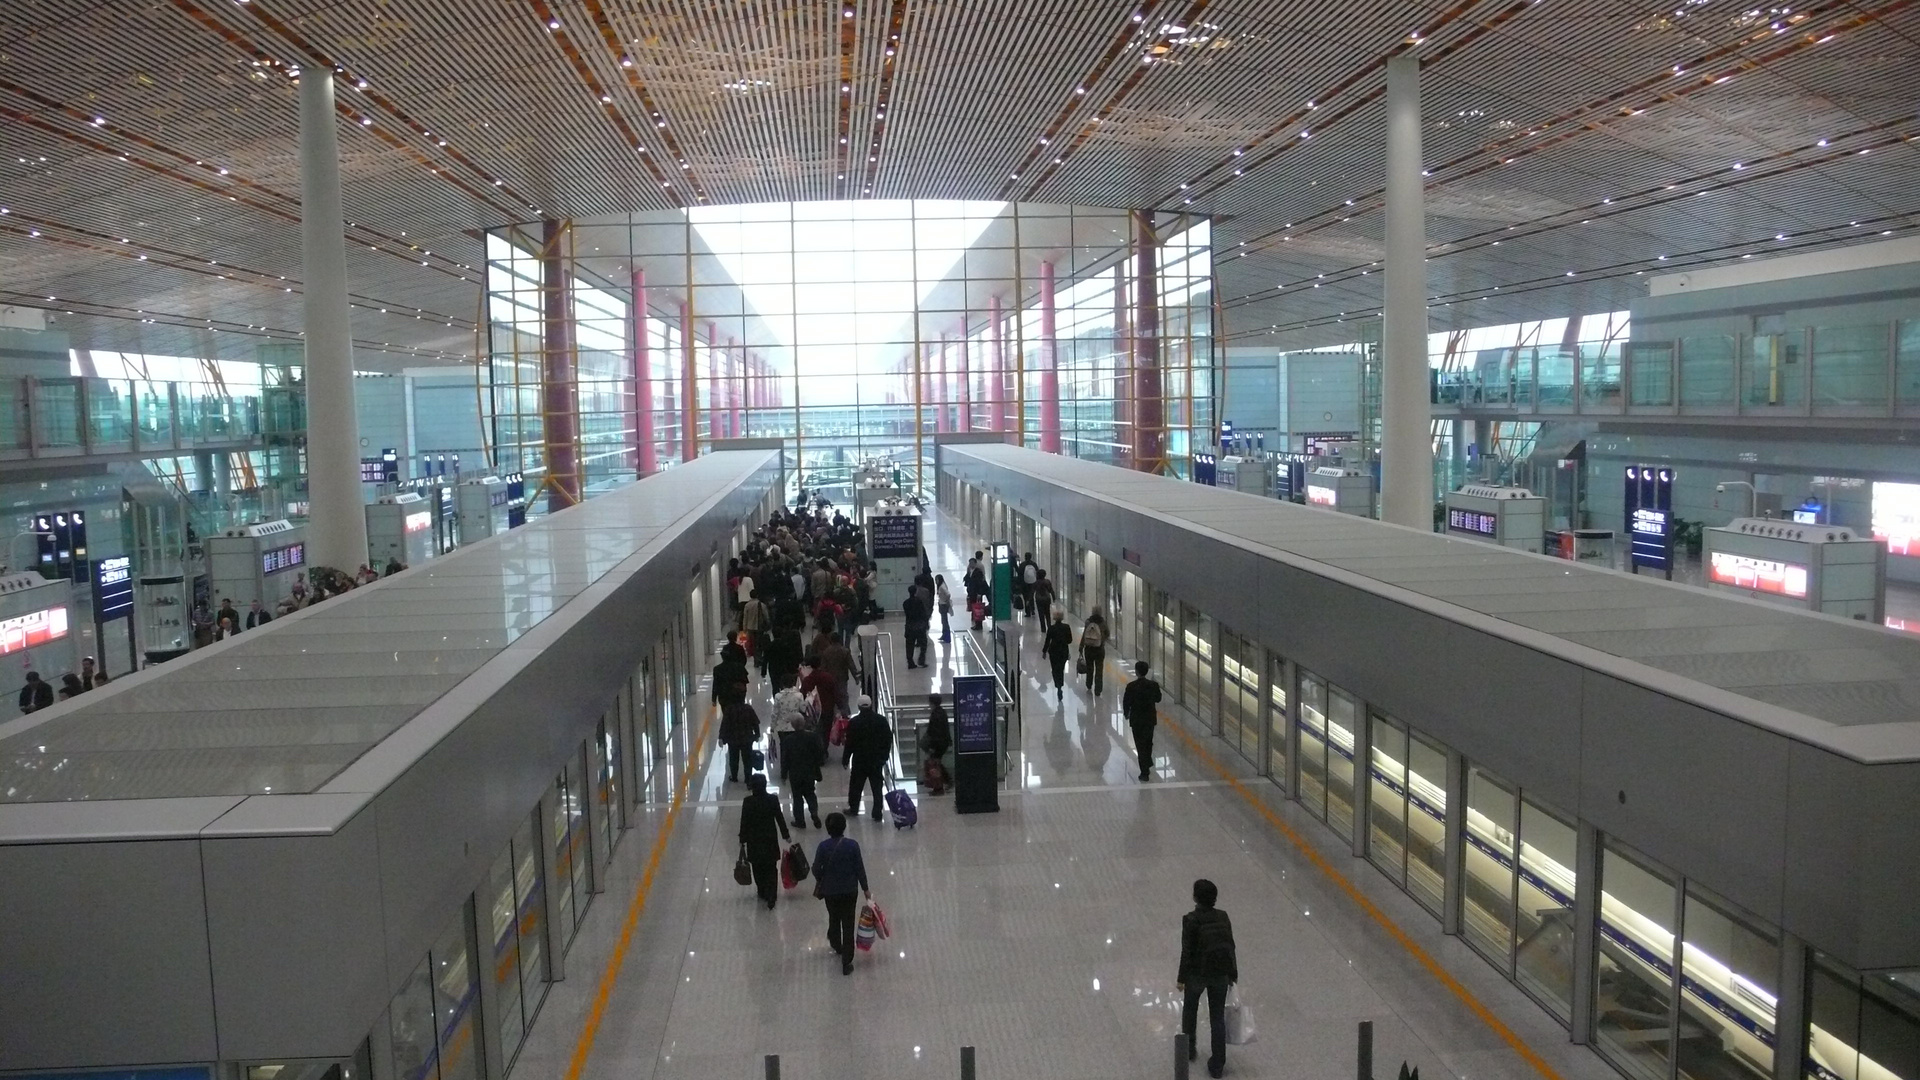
top-left (1225, 986), bottom-right (1257, 1045)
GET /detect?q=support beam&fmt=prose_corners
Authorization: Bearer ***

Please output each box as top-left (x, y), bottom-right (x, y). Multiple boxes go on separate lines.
top-left (957, 324), bottom-right (972, 433)
top-left (680, 300), bottom-right (697, 462)
top-left (632, 269), bottom-right (655, 476)
top-left (1039, 261), bottom-right (1061, 454)
top-left (1380, 54), bottom-right (1432, 527)
top-left (1131, 210), bottom-right (1165, 474)
top-left (540, 219), bottom-right (580, 509)
top-left (297, 67), bottom-right (369, 570)
top-left (990, 296), bottom-right (1008, 433)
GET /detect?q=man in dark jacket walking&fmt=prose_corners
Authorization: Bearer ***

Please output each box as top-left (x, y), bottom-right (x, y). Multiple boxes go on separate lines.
top-left (782, 719), bottom-right (826, 829)
top-left (842, 694), bottom-right (892, 821)
top-left (1178, 878), bottom-right (1239, 1078)
top-left (17, 671), bottom-right (52, 714)
top-left (1042, 610), bottom-right (1073, 701)
top-left (719, 699), bottom-right (761, 784)
top-left (902, 585), bottom-right (930, 668)
top-left (738, 774), bottom-right (791, 909)
top-left (1123, 660), bottom-right (1163, 782)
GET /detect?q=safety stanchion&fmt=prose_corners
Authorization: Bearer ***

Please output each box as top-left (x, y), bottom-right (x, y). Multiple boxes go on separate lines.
top-left (1174, 1032), bottom-right (1190, 1080)
top-left (1358, 1020), bottom-right (1375, 1080)
top-left (960, 1044), bottom-right (977, 1080)
top-left (764, 1053), bottom-right (780, 1080)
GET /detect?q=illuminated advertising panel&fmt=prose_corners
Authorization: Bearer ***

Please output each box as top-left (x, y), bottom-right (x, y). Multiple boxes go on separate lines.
top-left (1709, 551), bottom-right (1809, 599)
top-left (1871, 481), bottom-right (1920, 556)
top-left (0, 606), bottom-right (68, 655)
top-left (1305, 484), bottom-right (1337, 507)
top-left (403, 511), bottom-right (432, 533)
top-left (1447, 508), bottom-right (1499, 537)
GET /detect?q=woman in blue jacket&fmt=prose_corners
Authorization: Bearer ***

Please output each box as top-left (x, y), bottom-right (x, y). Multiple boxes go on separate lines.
top-left (812, 812), bottom-right (870, 975)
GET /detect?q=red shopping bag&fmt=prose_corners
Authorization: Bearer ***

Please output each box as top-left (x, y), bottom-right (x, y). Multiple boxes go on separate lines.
top-left (829, 715), bottom-right (850, 746)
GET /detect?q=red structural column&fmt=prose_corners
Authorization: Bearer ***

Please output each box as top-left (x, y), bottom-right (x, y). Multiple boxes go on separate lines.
top-left (730, 336), bottom-right (745, 438)
top-left (679, 299), bottom-right (697, 462)
top-left (956, 325), bottom-right (972, 433)
top-left (935, 336), bottom-right (949, 434)
top-left (1131, 210), bottom-right (1165, 473)
top-left (632, 268), bottom-right (655, 476)
top-left (540, 219), bottom-right (581, 508)
top-left (1038, 260), bottom-right (1062, 454)
top-left (990, 295), bottom-right (1008, 433)
top-left (1111, 263), bottom-right (1131, 470)
top-left (704, 321), bottom-right (724, 440)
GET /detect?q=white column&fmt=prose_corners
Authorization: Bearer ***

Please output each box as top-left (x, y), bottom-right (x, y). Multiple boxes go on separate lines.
top-left (1380, 54), bottom-right (1432, 528)
top-left (298, 67), bottom-right (368, 569)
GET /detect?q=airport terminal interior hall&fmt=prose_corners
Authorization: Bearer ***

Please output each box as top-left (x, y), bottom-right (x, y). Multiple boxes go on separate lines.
top-left (6, 1), bottom-right (1920, 1080)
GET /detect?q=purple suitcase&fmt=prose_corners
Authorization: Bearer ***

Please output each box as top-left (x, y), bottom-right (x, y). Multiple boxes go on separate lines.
top-left (885, 786), bottom-right (917, 829)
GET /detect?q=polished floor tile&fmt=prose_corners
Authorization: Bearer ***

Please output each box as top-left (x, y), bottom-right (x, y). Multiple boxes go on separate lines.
top-left (509, 506), bottom-right (1622, 1080)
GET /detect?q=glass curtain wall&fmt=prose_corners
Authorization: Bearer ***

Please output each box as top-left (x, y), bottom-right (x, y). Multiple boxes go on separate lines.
top-left (483, 203), bottom-right (1215, 505)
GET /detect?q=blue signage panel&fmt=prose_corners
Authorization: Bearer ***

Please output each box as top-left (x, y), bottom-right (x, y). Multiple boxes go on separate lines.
top-left (1625, 465), bottom-right (1674, 574)
top-left (1193, 452), bottom-right (1217, 486)
top-left (951, 673), bottom-right (999, 814)
top-left (869, 514), bottom-right (920, 560)
top-left (953, 674), bottom-right (997, 754)
top-left (94, 556), bottom-right (135, 622)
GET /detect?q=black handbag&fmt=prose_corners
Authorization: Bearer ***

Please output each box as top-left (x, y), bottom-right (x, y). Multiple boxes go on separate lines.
top-left (733, 845), bottom-right (753, 886)
top-left (785, 842), bottom-right (811, 883)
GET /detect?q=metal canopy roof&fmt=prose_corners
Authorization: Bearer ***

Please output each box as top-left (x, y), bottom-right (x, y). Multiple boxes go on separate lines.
top-left (949, 441), bottom-right (1920, 762)
top-left (0, 449), bottom-right (775, 805)
top-left (2, 0), bottom-right (1917, 368)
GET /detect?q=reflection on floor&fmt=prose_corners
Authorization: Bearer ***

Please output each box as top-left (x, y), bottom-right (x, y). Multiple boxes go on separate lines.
top-left (509, 507), bottom-right (1620, 1080)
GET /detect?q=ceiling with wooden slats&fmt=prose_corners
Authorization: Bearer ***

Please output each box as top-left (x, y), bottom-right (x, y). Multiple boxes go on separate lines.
top-left (2, 0), bottom-right (1916, 369)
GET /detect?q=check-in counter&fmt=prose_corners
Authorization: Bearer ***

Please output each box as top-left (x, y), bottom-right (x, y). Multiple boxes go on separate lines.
top-left (205, 520), bottom-right (308, 612)
top-left (1305, 466), bottom-right (1372, 517)
top-left (367, 493), bottom-right (435, 570)
top-left (456, 476), bottom-right (512, 542)
top-left (1704, 517), bottom-right (1885, 621)
top-left (1444, 485), bottom-right (1547, 553)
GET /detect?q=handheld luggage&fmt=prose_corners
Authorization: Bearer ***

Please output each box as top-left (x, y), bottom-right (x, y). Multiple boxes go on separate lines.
top-left (855, 898), bottom-right (889, 951)
top-left (732, 846), bottom-right (753, 886)
top-left (920, 757), bottom-right (949, 795)
top-left (784, 842), bottom-right (810, 884)
top-left (1225, 986), bottom-right (1258, 1044)
top-left (884, 782), bottom-right (917, 829)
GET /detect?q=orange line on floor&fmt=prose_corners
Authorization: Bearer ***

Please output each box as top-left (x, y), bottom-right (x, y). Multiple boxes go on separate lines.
top-left (565, 703), bottom-right (718, 1080)
top-left (1154, 708), bottom-right (1567, 1080)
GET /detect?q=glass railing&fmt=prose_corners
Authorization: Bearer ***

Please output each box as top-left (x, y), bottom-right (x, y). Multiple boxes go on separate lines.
top-left (1435, 320), bottom-right (1920, 419)
top-left (0, 377), bottom-right (275, 460)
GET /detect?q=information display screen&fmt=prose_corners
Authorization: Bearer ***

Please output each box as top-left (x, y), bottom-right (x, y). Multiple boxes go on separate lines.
top-left (1709, 551), bottom-right (1809, 598)
top-left (1871, 481), bottom-right (1920, 556)
top-left (0, 606), bottom-right (68, 655)
top-left (262, 542), bottom-right (306, 576)
top-left (94, 557), bottom-right (134, 621)
top-left (403, 511), bottom-right (433, 534)
top-left (869, 514), bottom-right (920, 560)
top-left (1447, 508), bottom-right (1499, 537)
top-left (952, 674), bottom-right (997, 755)
top-left (1305, 484), bottom-right (1337, 507)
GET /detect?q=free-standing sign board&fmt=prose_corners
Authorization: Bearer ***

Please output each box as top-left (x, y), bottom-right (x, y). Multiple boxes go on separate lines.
top-left (1625, 465), bottom-right (1674, 578)
top-left (952, 673), bottom-right (999, 814)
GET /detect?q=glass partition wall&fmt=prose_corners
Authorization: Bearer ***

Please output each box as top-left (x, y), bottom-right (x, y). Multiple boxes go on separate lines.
top-left (484, 203), bottom-right (1213, 511)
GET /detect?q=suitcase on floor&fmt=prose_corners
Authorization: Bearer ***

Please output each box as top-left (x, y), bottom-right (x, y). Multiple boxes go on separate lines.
top-left (885, 785), bottom-right (917, 829)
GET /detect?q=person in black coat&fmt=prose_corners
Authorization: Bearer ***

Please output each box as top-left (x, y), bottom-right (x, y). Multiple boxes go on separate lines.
top-left (17, 671), bottom-right (52, 714)
top-left (719, 700), bottom-right (761, 784)
top-left (1123, 661), bottom-right (1164, 782)
top-left (1042, 610), bottom-right (1073, 701)
top-left (1178, 878), bottom-right (1239, 1078)
top-left (842, 695), bottom-right (892, 821)
top-left (738, 774), bottom-right (791, 909)
top-left (782, 720), bottom-right (826, 829)
top-left (765, 624), bottom-right (803, 692)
